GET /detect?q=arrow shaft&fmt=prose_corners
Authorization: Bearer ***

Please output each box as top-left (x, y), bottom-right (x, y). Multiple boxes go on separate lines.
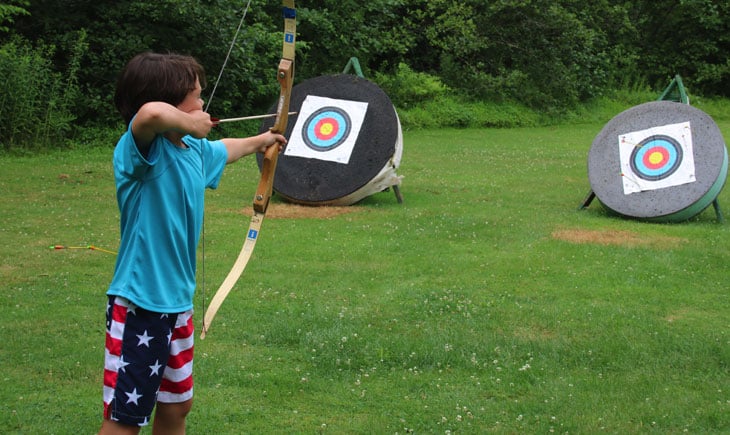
top-left (51, 244), bottom-right (117, 255)
top-left (214, 111), bottom-right (297, 124)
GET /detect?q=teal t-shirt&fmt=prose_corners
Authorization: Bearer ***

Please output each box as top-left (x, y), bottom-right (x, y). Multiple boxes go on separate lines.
top-left (107, 123), bottom-right (228, 312)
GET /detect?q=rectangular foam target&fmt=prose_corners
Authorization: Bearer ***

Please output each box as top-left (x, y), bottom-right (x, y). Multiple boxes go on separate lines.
top-left (284, 95), bottom-right (368, 164)
top-left (618, 121), bottom-right (696, 195)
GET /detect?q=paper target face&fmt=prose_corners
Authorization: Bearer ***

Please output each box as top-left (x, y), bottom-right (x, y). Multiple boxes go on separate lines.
top-left (302, 107), bottom-right (351, 151)
top-left (284, 95), bottom-right (368, 164)
top-left (618, 121), bottom-right (695, 194)
top-left (629, 135), bottom-right (682, 180)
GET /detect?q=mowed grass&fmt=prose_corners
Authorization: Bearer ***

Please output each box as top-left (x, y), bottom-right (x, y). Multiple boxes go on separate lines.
top-left (1, 119), bottom-right (729, 433)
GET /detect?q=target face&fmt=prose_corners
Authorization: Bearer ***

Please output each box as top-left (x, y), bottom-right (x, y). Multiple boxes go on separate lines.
top-left (302, 107), bottom-right (351, 151)
top-left (629, 135), bottom-right (682, 180)
top-left (285, 95), bottom-right (369, 164)
top-left (618, 121), bottom-right (695, 194)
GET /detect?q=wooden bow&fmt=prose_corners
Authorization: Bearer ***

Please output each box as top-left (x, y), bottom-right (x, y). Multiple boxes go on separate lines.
top-left (201, 0), bottom-right (295, 338)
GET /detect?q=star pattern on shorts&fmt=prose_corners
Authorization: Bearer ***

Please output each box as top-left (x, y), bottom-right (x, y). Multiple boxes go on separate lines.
top-left (149, 359), bottom-right (163, 377)
top-left (136, 330), bottom-right (154, 347)
top-left (118, 355), bottom-right (130, 372)
top-left (125, 387), bottom-right (142, 405)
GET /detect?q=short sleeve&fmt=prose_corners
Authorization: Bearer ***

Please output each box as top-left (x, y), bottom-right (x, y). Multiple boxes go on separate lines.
top-left (201, 139), bottom-right (228, 189)
top-left (113, 117), bottom-right (161, 180)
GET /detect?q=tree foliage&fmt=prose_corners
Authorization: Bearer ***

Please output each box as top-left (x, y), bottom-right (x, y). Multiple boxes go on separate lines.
top-left (0, 0), bottom-right (27, 33)
top-left (8, 0), bottom-right (287, 125)
top-left (627, 0), bottom-right (730, 96)
top-left (1, 0), bottom-right (729, 147)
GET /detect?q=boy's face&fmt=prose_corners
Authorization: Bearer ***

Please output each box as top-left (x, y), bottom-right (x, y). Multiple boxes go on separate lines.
top-left (177, 78), bottom-right (204, 113)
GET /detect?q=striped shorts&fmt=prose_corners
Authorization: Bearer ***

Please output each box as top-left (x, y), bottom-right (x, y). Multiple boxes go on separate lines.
top-left (103, 296), bottom-right (194, 427)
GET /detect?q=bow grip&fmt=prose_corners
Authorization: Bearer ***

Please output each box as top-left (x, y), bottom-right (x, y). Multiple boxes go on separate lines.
top-left (253, 144), bottom-right (279, 213)
top-left (253, 58), bottom-right (293, 213)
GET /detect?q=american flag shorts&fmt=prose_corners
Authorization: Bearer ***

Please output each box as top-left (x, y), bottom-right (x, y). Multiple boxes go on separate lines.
top-left (103, 296), bottom-right (194, 427)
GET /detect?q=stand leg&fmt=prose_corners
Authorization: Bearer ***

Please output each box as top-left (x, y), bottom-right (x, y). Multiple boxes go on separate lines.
top-left (713, 199), bottom-right (725, 223)
top-left (579, 190), bottom-right (596, 210)
top-left (393, 185), bottom-right (404, 204)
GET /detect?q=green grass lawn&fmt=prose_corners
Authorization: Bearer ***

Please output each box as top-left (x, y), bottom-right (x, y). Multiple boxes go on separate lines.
top-left (1, 119), bottom-right (729, 433)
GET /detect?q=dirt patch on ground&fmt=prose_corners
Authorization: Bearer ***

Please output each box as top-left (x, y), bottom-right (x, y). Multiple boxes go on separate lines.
top-left (246, 203), bottom-right (358, 219)
top-left (552, 228), bottom-right (687, 248)
top-left (665, 310), bottom-right (687, 323)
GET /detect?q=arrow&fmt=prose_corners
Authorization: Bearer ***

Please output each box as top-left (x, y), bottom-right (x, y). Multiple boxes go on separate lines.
top-left (212, 111), bottom-right (297, 124)
top-left (51, 245), bottom-right (117, 255)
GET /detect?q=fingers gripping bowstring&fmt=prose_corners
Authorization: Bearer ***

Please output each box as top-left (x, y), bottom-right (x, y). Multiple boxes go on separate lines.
top-left (201, 0), bottom-right (252, 319)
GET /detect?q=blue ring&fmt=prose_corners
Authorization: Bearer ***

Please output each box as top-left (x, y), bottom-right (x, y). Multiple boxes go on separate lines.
top-left (630, 135), bottom-right (682, 181)
top-left (302, 107), bottom-right (352, 152)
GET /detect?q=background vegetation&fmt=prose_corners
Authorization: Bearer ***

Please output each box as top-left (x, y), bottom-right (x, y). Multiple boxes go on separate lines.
top-left (1, 0), bottom-right (729, 150)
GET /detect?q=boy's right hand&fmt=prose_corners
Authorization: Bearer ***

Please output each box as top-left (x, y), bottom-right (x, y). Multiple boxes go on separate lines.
top-left (186, 110), bottom-right (215, 139)
top-left (133, 102), bottom-right (213, 150)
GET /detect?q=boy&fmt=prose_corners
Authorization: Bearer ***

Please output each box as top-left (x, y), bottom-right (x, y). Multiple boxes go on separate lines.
top-left (99, 52), bottom-right (286, 434)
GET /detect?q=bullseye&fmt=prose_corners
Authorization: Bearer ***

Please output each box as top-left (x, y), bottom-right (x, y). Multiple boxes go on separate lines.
top-left (302, 107), bottom-right (351, 151)
top-left (314, 117), bottom-right (338, 140)
top-left (644, 147), bottom-right (668, 169)
top-left (630, 135), bottom-right (682, 181)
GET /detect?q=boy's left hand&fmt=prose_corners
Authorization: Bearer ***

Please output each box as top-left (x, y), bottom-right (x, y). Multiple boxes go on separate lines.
top-left (259, 131), bottom-right (287, 153)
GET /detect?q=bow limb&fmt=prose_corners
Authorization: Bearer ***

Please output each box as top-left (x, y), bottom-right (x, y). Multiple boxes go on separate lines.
top-left (253, 1), bottom-right (295, 214)
top-left (201, 0), bottom-right (296, 339)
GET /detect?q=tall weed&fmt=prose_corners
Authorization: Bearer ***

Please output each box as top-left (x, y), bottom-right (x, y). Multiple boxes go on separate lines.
top-left (0, 33), bottom-right (84, 151)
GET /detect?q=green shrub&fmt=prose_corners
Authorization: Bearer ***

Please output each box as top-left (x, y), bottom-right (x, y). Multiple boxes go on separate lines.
top-left (396, 94), bottom-right (541, 130)
top-left (0, 34), bottom-right (83, 151)
top-left (691, 96), bottom-right (730, 121)
top-left (374, 63), bottom-right (449, 109)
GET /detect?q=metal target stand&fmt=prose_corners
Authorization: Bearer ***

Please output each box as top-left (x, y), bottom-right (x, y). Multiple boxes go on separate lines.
top-left (579, 75), bottom-right (725, 222)
top-left (342, 57), bottom-right (404, 204)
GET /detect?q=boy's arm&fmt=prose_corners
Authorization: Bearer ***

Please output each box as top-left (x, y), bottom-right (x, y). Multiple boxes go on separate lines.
top-left (222, 131), bottom-right (287, 164)
top-left (131, 102), bottom-right (214, 153)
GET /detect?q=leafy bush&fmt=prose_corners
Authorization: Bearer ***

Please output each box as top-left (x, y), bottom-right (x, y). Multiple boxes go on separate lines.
top-left (374, 63), bottom-right (449, 109)
top-left (0, 35), bottom-right (82, 151)
top-left (396, 94), bottom-right (541, 129)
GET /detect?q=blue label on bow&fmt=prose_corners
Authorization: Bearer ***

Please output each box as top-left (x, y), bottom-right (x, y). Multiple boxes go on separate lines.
top-left (283, 7), bottom-right (296, 19)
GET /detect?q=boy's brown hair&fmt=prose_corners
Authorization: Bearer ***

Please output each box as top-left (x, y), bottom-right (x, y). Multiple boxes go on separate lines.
top-left (114, 52), bottom-right (207, 126)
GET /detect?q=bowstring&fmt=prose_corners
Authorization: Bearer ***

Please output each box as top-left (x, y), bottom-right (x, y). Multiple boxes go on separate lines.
top-left (201, 0), bottom-right (253, 326)
top-left (205, 0), bottom-right (253, 113)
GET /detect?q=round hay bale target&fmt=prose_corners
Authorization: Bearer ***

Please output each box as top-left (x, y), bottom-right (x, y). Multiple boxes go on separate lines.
top-left (587, 101), bottom-right (727, 222)
top-left (259, 74), bottom-right (403, 205)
